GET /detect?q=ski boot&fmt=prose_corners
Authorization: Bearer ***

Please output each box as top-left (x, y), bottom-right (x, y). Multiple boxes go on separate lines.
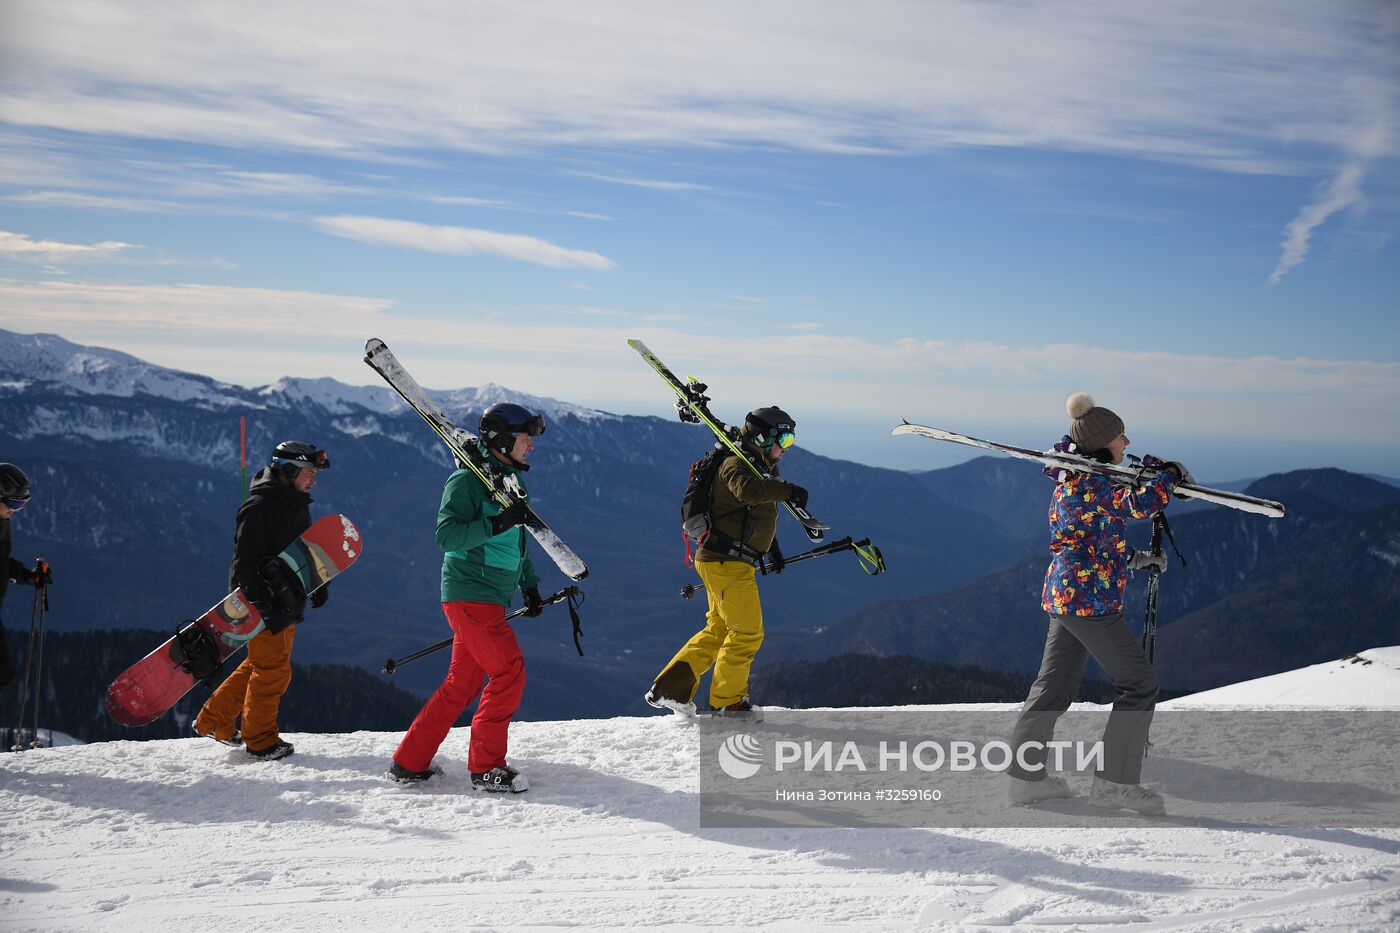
top-left (1090, 776), bottom-right (1166, 816)
top-left (192, 722), bottom-right (243, 748)
top-left (645, 684), bottom-right (697, 717)
top-left (711, 697), bottom-right (764, 723)
top-left (387, 761), bottom-right (443, 785)
top-left (1008, 774), bottom-right (1073, 806)
top-left (471, 764), bottom-right (529, 794)
top-left (245, 739), bottom-right (295, 761)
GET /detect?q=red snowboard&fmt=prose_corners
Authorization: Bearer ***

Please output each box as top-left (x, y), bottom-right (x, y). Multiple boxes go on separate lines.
top-left (104, 514), bottom-right (362, 727)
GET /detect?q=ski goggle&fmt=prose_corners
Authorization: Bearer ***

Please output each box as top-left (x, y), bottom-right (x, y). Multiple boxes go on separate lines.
top-left (509, 415), bottom-right (546, 437)
top-left (272, 449), bottom-right (331, 471)
top-left (1, 496), bottom-right (27, 511)
top-left (775, 431), bottom-right (795, 449)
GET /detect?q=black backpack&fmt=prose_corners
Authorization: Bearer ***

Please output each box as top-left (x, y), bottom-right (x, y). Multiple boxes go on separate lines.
top-left (680, 447), bottom-right (732, 562)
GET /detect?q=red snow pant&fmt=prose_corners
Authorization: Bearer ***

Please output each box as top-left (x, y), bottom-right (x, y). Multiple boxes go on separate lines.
top-left (393, 600), bottom-right (525, 775)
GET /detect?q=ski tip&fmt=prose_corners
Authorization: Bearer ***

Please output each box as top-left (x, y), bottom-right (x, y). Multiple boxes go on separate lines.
top-left (890, 422), bottom-right (916, 436)
top-left (365, 337), bottom-right (385, 353)
top-left (570, 568), bottom-right (590, 582)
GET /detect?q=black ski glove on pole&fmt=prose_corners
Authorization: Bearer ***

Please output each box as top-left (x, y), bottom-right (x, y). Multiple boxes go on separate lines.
top-left (522, 586), bottom-right (544, 618)
top-left (311, 582), bottom-right (329, 609)
top-left (490, 501), bottom-right (531, 535)
top-left (786, 484), bottom-right (809, 511)
top-left (1127, 550), bottom-right (1168, 573)
top-left (765, 539), bottom-right (786, 575)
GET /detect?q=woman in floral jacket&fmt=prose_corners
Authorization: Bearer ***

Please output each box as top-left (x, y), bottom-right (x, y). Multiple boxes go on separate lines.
top-left (1007, 392), bottom-right (1187, 815)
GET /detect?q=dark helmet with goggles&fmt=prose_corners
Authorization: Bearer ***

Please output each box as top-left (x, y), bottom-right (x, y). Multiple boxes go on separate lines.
top-left (744, 406), bottom-right (796, 451)
top-left (0, 462), bottom-right (31, 511)
top-left (271, 440), bottom-right (330, 478)
top-left (479, 403), bottom-right (545, 457)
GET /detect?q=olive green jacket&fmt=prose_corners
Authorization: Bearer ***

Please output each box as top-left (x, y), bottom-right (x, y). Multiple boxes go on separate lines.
top-left (697, 440), bottom-right (795, 563)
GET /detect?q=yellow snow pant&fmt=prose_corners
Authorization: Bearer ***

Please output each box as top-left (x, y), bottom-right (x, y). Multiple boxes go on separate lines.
top-left (655, 559), bottom-right (764, 709)
top-left (195, 624), bottom-right (294, 752)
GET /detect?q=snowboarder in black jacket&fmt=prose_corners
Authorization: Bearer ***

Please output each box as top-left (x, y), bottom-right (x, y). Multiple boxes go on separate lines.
top-left (193, 441), bottom-right (330, 760)
top-left (1, 463), bottom-right (46, 691)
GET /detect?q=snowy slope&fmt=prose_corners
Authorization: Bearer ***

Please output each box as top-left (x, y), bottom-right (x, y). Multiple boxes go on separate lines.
top-left (1166, 647), bottom-right (1400, 709)
top-left (3, 710), bottom-right (1398, 931)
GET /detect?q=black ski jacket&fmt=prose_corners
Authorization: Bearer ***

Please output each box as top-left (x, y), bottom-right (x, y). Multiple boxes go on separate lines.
top-left (230, 468), bottom-right (313, 633)
top-left (0, 517), bottom-right (35, 617)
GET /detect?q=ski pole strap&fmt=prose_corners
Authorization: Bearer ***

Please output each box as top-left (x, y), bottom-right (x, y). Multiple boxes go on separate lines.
top-left (850, 538), bottom-right (886, 575)
top-left (1158, 512), bottom-right (1187, 568)
top-left (567, 587), bottom-right (585, 656)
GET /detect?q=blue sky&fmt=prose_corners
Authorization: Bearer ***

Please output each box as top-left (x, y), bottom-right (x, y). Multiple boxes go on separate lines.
top-left (2, 2), bottom-right (1397, 478)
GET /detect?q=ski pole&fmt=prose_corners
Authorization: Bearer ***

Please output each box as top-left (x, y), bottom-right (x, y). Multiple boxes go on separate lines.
top-left (680, 537), bottom-right (886, 599)
top-left (10, 559), bottom-right (49, 752)
top-left (1139, 513), bottom-right (1186, 664)
top-left (383, 585), bottom-right (586, 673)
top-left (30, 561), bottom-right (49, 749)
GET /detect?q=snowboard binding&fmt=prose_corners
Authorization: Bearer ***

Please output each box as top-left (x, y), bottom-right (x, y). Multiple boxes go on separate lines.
top-left (257, 556), bottom-right (306, 612)
top-left (174, 624), bottom-right (224, 683)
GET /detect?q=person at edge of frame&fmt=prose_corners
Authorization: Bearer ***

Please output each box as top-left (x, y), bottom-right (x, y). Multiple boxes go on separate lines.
top-left (1006, 392), bottom-right (1190, 816)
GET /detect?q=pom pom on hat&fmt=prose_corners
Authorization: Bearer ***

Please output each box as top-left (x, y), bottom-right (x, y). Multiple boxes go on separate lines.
top-left (1065, 391), bottom-right (1124, 454)
top-left (1065, 391), bottom-right (1095, 420)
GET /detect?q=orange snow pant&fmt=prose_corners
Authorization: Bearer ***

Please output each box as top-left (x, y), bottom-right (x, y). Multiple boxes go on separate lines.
top-left (654, 559), bottom-right (764, 710)
top-left (195, 624), bottom-right (294, 752)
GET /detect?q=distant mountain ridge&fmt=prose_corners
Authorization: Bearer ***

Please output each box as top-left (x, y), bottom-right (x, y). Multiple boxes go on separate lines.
top-left (0, 328), bottom-right (1025, 718)
top-left (2, 329), bottom-right (614, 426)
top-left (770, 468), bottom-right (1400, 691)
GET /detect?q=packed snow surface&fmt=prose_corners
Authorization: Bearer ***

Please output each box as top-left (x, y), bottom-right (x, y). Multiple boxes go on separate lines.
top-left (3, 708), bottom-right (1398, 931)
top-left (1166, 647), bottom-right (1400, 708)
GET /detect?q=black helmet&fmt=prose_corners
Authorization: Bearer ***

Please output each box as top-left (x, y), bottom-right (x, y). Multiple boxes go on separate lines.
top-left (0, 463), bottom-right (30, 510)
top-left (743, 407), bottom-right (796, 450)
top-left (270, 441), bottom-right (330, 477)
top-left (479, 403), bottom-right (545, 456)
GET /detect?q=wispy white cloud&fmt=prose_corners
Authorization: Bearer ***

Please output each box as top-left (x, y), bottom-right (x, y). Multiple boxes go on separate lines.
top-left (1269, 165), bottom-right (1367, 285)
top-left (574, 173), bottom-right (710, 191)
top-left (5, 191), bottom-right (190, 214)
top-left (2, 2), bottom-right (1392, 175)
top-left (312, 215), bottom-right (618, 270)
top-left (779, 322), bottom-right (825, 331)
top-left (0, 230), bottom-right (137, 262)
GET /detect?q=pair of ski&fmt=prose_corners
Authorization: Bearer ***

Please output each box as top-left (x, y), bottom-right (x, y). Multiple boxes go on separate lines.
top-left (890, 422), bottom-right (1285, 518)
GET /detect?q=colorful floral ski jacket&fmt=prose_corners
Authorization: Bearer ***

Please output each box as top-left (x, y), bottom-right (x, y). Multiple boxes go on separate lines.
top-left (1040, 469), bottom-right (1178, 617)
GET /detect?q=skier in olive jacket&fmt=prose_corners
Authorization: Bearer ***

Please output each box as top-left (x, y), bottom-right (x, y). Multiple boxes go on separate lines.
top-left (194, 441), bottom-right (331, 760)
top-left (646, 407), bottom-right (809, 722)
top-left (388, 403), bottom-right (545, 793)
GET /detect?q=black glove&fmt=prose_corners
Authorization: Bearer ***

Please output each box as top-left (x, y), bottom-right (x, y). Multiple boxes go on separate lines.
top-left (522, 586), bottom-right (544, 618)
top-left (1143, 455), bottom-right (1194, 485)
top-left (29, 561), bottom-right (52, 587)
top-left (489, 500), bottom-right (531, 535)
top-left (765, 539), bottom-right (786, 575)
top-left (786, 484), bottom-right (809, 511)
top-left (1128, 550), bottom-right (1168, 573)
top-left (311, 582), bottom-right (329, 609)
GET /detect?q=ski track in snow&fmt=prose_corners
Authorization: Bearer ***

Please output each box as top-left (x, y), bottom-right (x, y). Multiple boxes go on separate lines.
top-left (2, 714), bottom-right (1398, 932)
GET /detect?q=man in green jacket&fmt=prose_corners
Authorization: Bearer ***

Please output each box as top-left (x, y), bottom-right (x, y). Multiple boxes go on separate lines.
top-left (647, 406), bottom-right (808, 722)
top-left (389, 403), bottom-right (545, 792)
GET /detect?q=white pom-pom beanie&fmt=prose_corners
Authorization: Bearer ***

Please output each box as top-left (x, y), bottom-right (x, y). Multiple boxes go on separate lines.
top-left (1065, 392), bottom-right (1124, 453)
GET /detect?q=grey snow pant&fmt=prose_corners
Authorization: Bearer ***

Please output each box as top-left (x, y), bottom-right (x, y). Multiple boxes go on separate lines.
top-left (1008, 612), bottom-right (1159, 785)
